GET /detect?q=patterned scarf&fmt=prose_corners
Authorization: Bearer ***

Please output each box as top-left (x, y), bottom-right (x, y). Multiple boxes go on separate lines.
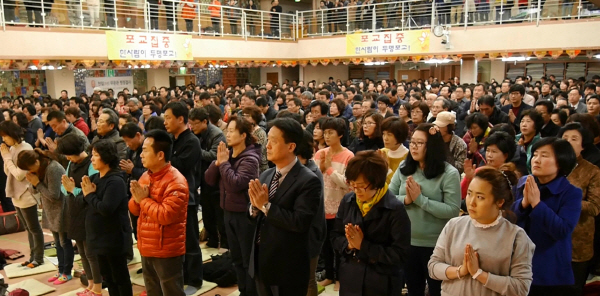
top-left (357, 183), bottom-right (388, 217)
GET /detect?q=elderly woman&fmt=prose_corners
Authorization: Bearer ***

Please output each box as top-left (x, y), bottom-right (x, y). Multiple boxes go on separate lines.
top-left (428, 168), bottom-right (535, 296)
top-left (434, 111), bottom-right (467, 174)
top-left (463, 112), bottom-right (492, 167)
top-left (331, 150), bottom-right (411, 296)
top-left (242, 106), bottom-right (268, 173)
top-left (558, 123), bottom-right (600, 295)
top-left (510, 137), bottom-right (582, 296)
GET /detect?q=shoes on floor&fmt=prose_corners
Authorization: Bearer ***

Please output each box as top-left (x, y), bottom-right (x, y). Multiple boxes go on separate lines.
top-left (48, 273), bottom-right (60, 282)
top-left (53, 274), bottom-right (73, 285)
top-left (26, 261), bottom-right (42, 268)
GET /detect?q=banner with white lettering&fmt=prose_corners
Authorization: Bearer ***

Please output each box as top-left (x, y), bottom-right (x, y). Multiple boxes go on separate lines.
top-left (85, 76), bottom-right (134, 95)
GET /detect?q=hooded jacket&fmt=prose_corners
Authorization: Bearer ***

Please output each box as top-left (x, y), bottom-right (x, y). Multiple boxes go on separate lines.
top-left (205, 143), bottom-right (261, 212)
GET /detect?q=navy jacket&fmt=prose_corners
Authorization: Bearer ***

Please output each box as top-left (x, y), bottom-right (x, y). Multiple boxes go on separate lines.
top-left (304, 160), bottom-right (326, 258)
top-left (511, 175), bottom-right (582, 286)
top-left (501, 103), bottom-right (533, 134)
top-left (171, 129), bottom-right (201, 205)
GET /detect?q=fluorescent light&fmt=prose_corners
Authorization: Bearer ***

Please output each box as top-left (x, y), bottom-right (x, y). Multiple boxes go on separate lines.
top-left (424, 59), bottom-right (451, 64)
top-left (364, 62), bottom-right (387, 66)
top-left (29, 65), bottom-right (38, 70)
top-left (180, 67), bottom-right (186, 71)
top-left (501, 57), bottom-right (532, 62)
top-left (57, 66), bottom-right (63, 70)
top-left (594, 54), bottom-right (600, 59)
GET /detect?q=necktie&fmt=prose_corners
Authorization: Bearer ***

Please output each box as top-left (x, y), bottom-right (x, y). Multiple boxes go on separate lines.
top-left (258, 171), bottom-right (281, 244)
top-left (268, 171), bottom-right (282, 201)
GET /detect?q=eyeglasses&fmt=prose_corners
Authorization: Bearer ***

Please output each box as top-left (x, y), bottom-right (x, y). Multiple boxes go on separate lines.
top-left (348, 183), bottom-right (371, 193)
top-left (409, 141), bottom-right (427, 148)
top-left (362, 121), bottom-right (376, 127)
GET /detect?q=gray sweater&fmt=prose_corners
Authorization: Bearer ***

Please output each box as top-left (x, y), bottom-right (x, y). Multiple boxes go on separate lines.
top-left (428, 216), bottom-right (535, 296)
top-left (30, 160), bottom-right (66, 232)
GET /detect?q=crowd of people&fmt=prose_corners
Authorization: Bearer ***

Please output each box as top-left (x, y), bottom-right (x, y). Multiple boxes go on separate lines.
top-left (1, 73), bottom-right (600, 296)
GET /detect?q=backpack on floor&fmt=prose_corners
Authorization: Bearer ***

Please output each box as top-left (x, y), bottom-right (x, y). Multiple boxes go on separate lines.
top-left (0, 211), bottom-right (25, 235)
top-left (203, 251), bottom-right (237, 287)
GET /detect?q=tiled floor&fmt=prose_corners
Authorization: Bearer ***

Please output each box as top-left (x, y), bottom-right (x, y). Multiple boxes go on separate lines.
top-left (0, 230), bottom-right (237, 296)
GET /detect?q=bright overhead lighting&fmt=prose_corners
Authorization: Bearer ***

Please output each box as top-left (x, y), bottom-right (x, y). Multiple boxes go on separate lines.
top-left (364, 62), bottom-right (387, 66)
top-left (501, 57), bottom-right (531, 62)
top-left (29, 65), bottom-right (38, 70)
top-left (594, 54), bottom-right (600, 59)
top-left (424, 59), bottom-right (451, 64)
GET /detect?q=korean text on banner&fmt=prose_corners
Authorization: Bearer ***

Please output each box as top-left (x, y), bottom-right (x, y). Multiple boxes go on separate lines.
top-left (85, 76), bottom-right (134, 95)
top-left (346, 30), bottom-right (430, 56)
top-left (106, 31), bottom-right (193, 61)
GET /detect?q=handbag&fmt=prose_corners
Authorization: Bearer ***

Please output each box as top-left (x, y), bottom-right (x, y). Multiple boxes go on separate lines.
top-left (0, 211), bottom-right (26, 235)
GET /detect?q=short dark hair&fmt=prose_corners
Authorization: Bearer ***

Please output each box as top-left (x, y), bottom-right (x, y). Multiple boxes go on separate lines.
top-left (120, 122), bottom-right (143, 139)
top-left (65, 107), bottom-right (81, 118)
top-left (411, 101), bottom-right (430, 119)
top-left (321, 117), bottom-right (347, 137)
top-left (473, 167), bottom-right (518, 223)
top-left (465, 112), bottom-right (489, 131)
top-left (521, 109), bottom-right (544, 133)
top-left (296, 130), bottom-right (315, 160)
top-left (199, 92), bottom-right (211, 101)
top-left (377, 95), bottom-right (391, 107)
top-left (509, 84), bottom-right (525, 96)
top-left (165, 101), bottom-right (189, 124)
top-left (91, 140), bottom-right (120, 169)
top-left (330, 99), bottom-right (346, 114)
top-left (534, 100), bottom-right (554, 114)
top-left (144, 129), bottom-right (174, 162)
top-left (204, 104), bottom-right (223, 125)
top-left (557, 122), bottom-right (593, 147)
top-left (567, 113), bottom-right (600, 139)
top-left (227, 115), bottom-right (256, 146)
top-left (243, 91), bottom-right (257, 102)
top-left (242, 106), bottom-right (263, 126)
top-left (309, 100), bottom-right (329, 115)
top-left (57, 132), bottom-right (89, 156)
top-left (269, 118), bottom-right (304, 154)
top-left (47, 110), bottom-right (66, 122)
top-left (360, 110), bottom-right (384, 139)
top-left (400, 123), bottom-right (447, 179)
top-left (13, 113), bottom-right (28, 128)
top-left (484, 131), bottom-right (516, 161)
top-left (23, 103), bottom-right (36, 116)
top-left (145, 116), bottom-right (166, 132)
top-left (188, 107), bottom-right (210, 123)
top-left (0, 121), bottom-right (23, 143)
top-left (256, 96), bottom-right (269, 107)
top-left (345, 150), bottom-right (388, 190)
top-left (381, 117), bottom-right (409, 144)
top-left (530, 137), bottom-right (577, 177)
top-left (478, 95), bottom-right (495, 107)
top-left (51, 100), bottom-right (63, 110)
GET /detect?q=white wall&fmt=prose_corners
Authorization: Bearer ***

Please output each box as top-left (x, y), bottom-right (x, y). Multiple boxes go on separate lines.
top-left (490, 60), bottom-right (506, 82)
top-left (45, 69), bottom-right (75, 99)
top-left (301, 64), bottom-right (348, 84)
top-left (260, 66), bottom-right (282, 84)
top-left (147, 68), bottom-right (170, 90)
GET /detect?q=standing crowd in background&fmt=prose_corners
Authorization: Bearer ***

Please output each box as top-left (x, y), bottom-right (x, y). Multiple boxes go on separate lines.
top-left (2, 73), bottom-right (600, 296)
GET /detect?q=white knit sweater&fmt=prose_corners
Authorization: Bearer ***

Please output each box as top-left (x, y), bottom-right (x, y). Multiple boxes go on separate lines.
top-left (3, 142), bottom-right (37, 208)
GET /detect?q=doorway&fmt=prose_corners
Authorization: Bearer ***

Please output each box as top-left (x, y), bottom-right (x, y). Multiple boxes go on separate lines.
top-left (266, 72), bottom-right (279, 85)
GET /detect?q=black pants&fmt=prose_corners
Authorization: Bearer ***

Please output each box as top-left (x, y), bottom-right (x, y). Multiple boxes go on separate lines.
top-left (224, 210), bottom-right (257, 296)
top-left (572, 261), bottom-right (589, 296)
top-left (211, 17), bottom-right (220, 33)
top-left (147, 0), bottom-right (159, 29)
top-left (163, 0), bottom-right (175, 31)
top-left (76, 240), bottom-right (102, 284)
top-left (255, 277), bottom-right (307, 296)
top-left (405, 246), bottom-right (441, 296)
top-left (97, 254), bottom-right (132, 296)
top-left (230, 23), bottom-right (238, 35)
top-left (201, 192), bottom-right (227, 248)
top-left (529, 285), bottom-right (574, 296)
top-left (142, 256), bottom-right (185, 296)
top-left (184, 205), bottom-right (203, 287)
top-left (321, 218), bottom-right (339, 281)
top-left (185, 19), bottom-right (194, 32)
top-left (104, 0), bottom-right (115, 27)
top-left (52, 232), bottom-right (74, 276)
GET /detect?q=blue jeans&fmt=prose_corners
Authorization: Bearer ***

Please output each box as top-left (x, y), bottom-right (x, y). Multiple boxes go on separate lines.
top-left (52, 231), bottom-right (74, 275)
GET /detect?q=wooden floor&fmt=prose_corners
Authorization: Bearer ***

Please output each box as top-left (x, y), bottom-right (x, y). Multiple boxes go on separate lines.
top-left (0, 230), bottom-right (237, 296)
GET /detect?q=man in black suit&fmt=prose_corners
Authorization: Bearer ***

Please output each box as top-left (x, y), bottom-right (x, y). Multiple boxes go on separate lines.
top-left (535, 100), bottom-right (560, 138)
top-left (248, 118), bottom-right (322, 296)
top-left (501, 84), bottom-right (532, 134)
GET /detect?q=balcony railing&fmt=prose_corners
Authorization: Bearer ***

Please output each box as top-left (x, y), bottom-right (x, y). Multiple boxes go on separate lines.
top-left (0, 0), bottom-right (598, 40)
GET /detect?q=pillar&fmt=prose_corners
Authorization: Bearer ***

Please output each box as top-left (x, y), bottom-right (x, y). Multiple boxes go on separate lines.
top-left (146, 68), bottom-right (170, 90)
top-left (460, 57), bottom-right (478, 84)
top-left (490, 60), bottom-right (506, 82)
top-left (45, 69), bottom-right (75, 98)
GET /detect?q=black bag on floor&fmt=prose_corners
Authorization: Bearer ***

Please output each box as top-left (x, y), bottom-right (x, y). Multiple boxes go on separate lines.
top-left (0, 211), bottom-right (25, 235)
top-left (203, 251), bottom-right (237, 287)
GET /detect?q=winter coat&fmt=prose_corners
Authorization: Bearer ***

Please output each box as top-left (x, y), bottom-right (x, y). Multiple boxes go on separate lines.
top-left (129, 164), bottom-right (189, 258)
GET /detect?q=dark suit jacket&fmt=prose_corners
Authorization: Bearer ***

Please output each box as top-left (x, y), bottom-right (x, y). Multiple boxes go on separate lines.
top-left (501, 103), bottom-right (533, 134)
top-left (540, 121), bottom-right (560, 138)
top-left (249, 160), bottom-right (322, 289)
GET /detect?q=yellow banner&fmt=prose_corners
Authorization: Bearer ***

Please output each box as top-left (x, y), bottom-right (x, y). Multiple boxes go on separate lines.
top-left (346, 30), bottom-right (430, 56)
top-left (106, 31), bottom-right (193, 61)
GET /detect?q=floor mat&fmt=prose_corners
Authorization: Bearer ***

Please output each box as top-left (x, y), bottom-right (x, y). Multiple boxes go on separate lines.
top-left (57, 288), bottom-right (86, 296)
top-left (201, 247), bottom-right (221, 262)
top-left (4, 258), bottom-right (57, 279)
top-left (128, 248), bottom-right (142, 265)
top-left (7, 278), bottom-right (56, 296)
top-left (227, 291), bottom-right (241, 296)
top-left (320, 284), bottom-right (340, 296)
top-left (129, 268), bottom-right (217, 294)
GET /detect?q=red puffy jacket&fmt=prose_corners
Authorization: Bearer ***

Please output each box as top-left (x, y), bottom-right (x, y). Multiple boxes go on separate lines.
top-left (129, 164), bottom-right (189, 258)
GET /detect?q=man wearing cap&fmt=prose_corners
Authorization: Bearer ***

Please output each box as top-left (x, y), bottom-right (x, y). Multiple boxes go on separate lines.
top-left (433, 111), bottom-right (467, 174)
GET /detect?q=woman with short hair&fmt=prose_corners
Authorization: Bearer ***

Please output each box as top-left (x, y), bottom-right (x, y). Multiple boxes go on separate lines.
top-left (331, 150), bottom-right (411, 295)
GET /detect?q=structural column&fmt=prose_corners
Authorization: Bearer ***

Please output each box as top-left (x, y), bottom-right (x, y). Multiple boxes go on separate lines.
top-left (490, 60), bottom-right (506, 82)
top-left (460, 57), bottom-right (478, 84)
top-left (45, 69), bottom-right (75, 98)
top-left (146, 68), bottom-right (170, 90)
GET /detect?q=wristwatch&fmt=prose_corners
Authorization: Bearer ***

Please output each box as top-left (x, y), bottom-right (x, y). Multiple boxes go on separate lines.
top-left (472, 269), bottom-right (483, 280)
top-left (262, 202), bottom-right (271, 214)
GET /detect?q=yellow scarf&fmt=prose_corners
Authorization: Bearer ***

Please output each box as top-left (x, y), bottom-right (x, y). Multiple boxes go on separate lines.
top-left (357, 183), bottom-right (388, 217)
